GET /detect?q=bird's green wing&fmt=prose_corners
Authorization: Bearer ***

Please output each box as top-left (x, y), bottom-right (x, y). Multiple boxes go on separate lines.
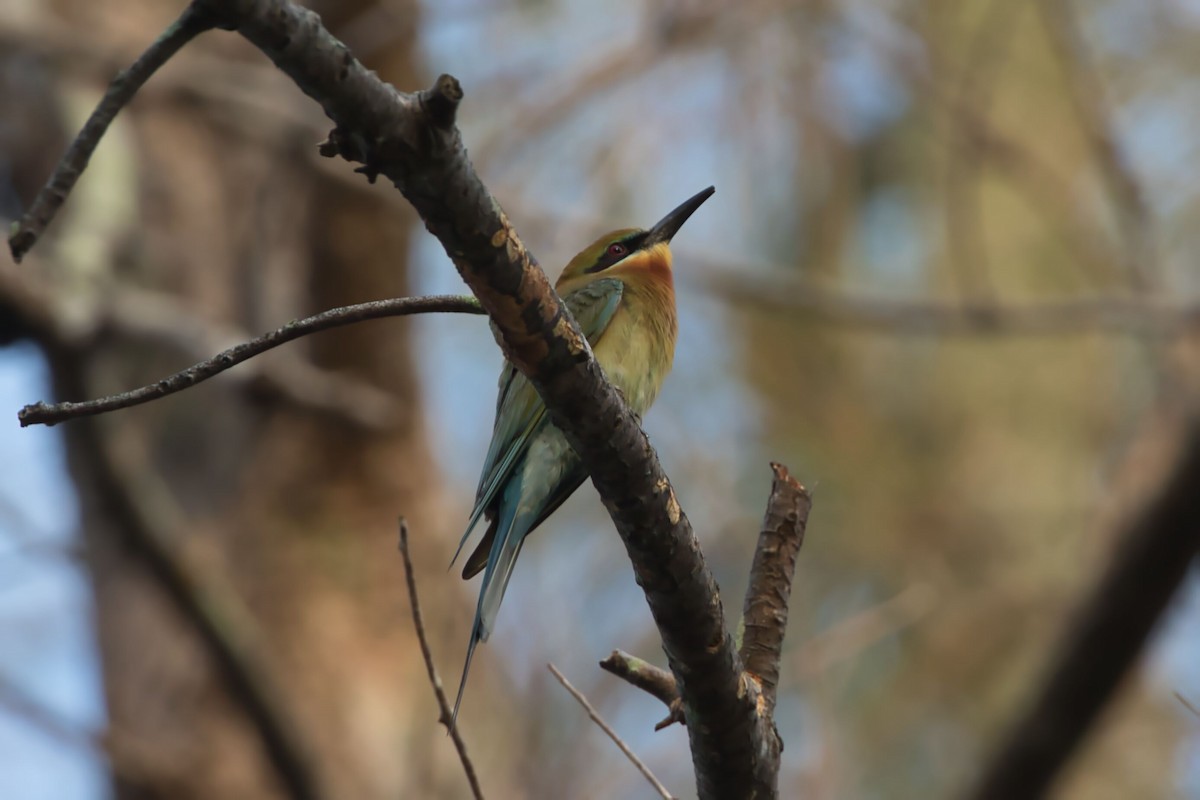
top-left (513, 277), bottom-right (627, 520)
top-left (452, 279), bottom-right (625, 565)
top-left (564, 277), bottom-right (626, 343)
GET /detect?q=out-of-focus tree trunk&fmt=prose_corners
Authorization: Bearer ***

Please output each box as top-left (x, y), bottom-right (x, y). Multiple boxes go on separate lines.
top-left (16, 1), bottom-right (491, 797)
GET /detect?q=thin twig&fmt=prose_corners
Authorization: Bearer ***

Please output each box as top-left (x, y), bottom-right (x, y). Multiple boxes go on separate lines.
top-left (101, 286), bottom-right (403, 431)
top-left (396, 520), bottom-right (484, 800)
top-left (547, 663), bottom-right (675, 800)
top-left (598, 650), bottom-right (682, 731)
top-left (18, 295), bottom-right (483, 427)
top-left (7, 4), bottom-right (216, 262)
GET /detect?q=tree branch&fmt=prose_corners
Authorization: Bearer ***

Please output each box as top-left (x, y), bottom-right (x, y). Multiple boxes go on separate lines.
top-left (599, 650), bottom-right (682, 731)
top-left (601, 462), bottom-right (812, 737)
top-left (966, 422), bottom-right (1200, 800)
top-left (739, 463), bottom-right (811, 719)
top-left (18, 295), bottom-right (483, 427)
top-left (396, 520), bottom-right (484, 800)
top-left (7, 4), bottom-right (217, 261)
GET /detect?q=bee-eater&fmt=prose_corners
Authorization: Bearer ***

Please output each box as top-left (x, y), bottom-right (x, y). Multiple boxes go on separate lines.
top-left (450, 186), bottom-right (715, 725)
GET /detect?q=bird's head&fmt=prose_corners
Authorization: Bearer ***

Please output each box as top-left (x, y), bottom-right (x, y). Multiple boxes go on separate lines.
top-left (556, 186), bottom-right (714, 294)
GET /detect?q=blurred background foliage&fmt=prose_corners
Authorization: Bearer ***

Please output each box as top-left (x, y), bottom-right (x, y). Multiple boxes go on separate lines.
top-left (0, 0), bottom-right (1198, 798)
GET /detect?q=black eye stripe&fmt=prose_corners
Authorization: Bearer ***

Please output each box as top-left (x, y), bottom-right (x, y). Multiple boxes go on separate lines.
top-left (585, 231), bottom-right (650, 273)
top-left (624, 231), bottom-right (649, 252)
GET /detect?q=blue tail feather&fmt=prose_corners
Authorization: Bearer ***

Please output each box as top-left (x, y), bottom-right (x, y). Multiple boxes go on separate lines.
top-left (450, 618), bottom-right (483, 732)
top-left (451, 485), bottom-right (529, 729)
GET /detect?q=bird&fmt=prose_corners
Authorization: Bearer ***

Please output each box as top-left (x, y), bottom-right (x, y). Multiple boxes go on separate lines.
top-left (449, 186), bottom-right (715, 726)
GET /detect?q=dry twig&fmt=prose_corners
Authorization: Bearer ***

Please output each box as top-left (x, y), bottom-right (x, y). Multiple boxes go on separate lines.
top-left (547, 663), bottom-right (675, 800)
top-left (18, 295), bottom-right (483, 427)
top-left (7, 4), bottom-right (217, 261)
top-left (396, 520), bottom-right (484, 800)
top-left (1, 256), bottom-right (409, 430)
top-left (599, 650), bottom-right (682, 731)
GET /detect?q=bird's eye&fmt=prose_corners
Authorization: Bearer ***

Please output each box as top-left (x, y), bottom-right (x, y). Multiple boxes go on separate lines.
top-left (607, 243), bottom-right (627, 257)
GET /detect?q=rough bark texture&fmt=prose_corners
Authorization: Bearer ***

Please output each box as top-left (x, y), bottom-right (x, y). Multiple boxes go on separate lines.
top-left (740, 463), bottom-right (811, 719)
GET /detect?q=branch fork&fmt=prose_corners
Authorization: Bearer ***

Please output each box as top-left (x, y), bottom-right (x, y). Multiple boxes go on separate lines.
top-left (603, 463), bottom-right (811, 755)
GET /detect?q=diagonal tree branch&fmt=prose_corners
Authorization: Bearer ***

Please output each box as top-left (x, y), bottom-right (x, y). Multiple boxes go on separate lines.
top-left (7, 4), bottom-right (218, 261)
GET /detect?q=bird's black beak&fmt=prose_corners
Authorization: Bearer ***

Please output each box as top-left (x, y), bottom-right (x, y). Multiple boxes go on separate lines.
top-left (647, 186), bottom-right (714, 245)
